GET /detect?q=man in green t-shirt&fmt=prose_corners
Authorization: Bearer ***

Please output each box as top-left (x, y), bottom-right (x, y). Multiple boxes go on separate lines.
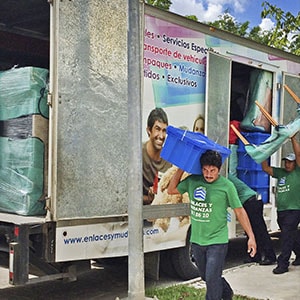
top-left (228, 174), bottom-right (276, 265)
top-left (168, 150), bottom-right (256, 300)
top-left (262, 135), bottom-right (300, 274)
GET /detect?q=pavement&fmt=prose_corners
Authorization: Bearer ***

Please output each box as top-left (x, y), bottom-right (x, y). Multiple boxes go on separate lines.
top-left (0, 252), bottom-right (299, 299)
top-left (185, 254), bottom-right (300, 300)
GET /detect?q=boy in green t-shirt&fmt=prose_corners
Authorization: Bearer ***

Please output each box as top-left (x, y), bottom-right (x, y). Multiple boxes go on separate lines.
top-left (262, 134), bottom-right (300, 274)
top-left (168, 150), bottom-right (256, 300)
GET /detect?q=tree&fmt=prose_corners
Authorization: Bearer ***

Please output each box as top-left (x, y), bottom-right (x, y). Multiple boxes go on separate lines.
top-left (261, 1), bottom-right (300, 55)
top-left (207, 5), bottom-right (299, 56)
top-left (145, 0), bottom-right (172, 11)
top-left (208, 12), bottom-right (250, 38)
top-left (207, 13), bottom-right (268, 46)
top-left (185, 15), bottom-right (198, 22)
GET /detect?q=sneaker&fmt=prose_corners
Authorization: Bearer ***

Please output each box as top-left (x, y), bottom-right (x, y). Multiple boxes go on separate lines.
top-left (292, 257), bottom-right (300, 266)
top-left (259, 258), bottom-right (276, 266)
top-left (243, 257), bottom-right (260, 264)
top-left (272, 266), bottom-right (289, 274)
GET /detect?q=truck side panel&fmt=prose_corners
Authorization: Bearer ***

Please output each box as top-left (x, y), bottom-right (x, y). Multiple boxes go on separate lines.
top-left (51, 0), bottom-right (129, 219)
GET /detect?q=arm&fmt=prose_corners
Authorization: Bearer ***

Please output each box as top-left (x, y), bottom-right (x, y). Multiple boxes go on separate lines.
top-left (234, 207), bottom-right (257, 257)
top-left (167, 168), bottom-right (184, 195)
top-left (261, 160), bottom-right (273, 176)
top-left (291, 134), bottom-right (300, 166)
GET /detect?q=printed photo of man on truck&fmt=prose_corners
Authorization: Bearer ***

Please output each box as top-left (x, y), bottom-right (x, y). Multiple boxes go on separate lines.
top-left (142, 107), bottom-right (172, 205)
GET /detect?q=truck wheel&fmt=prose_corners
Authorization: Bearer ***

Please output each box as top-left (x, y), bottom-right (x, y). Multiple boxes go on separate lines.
top-left (170, 227), bottom-right (200, 280)
top-left (159, 249), bottom-right (178, 278)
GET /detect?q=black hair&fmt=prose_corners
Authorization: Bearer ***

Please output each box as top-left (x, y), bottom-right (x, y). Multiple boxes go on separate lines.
top-left (200, 150), bottom-right (222, 169)
top-left (147, 107), bottom-right (168, 129)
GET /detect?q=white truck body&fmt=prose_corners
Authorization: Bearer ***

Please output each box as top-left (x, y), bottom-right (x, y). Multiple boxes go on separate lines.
top-left (0, 0), bottom-right (299, 285)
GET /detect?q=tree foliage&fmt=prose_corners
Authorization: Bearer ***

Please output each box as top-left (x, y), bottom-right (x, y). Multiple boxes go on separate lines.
top-left (207, 3), bottom-right (300, 56)
top-left (145, 0), bottom-right (172, 11)
top-left (261, 1), bottom-right (300, 55)
top-left (207, 13), bottom-right (269, 46)
top-left (185, 15), bottom-right (198, 22)
top-left (208, 12), bottom-right (250, 37)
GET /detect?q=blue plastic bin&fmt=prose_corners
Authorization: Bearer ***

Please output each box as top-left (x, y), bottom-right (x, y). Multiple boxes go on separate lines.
top-left (237, 132), bottom-right (271, 170)
top-left (238, 132), bottom-right (270, 152)
top-left (251, 185), bottom-right (269, 203)
top-left (161, 126), bottom-right (231, 174)
top-left (237, 149), bottom-right (263, 170)
top-left (237, 167), bottom-right (269, 187)
top-left (236, 132), bottom-right (271, 203)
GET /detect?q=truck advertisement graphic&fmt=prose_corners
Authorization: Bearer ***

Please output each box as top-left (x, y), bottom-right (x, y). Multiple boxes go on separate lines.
top-left (143, 14), bottom-right (207, 135)
top-left (144, 15), bottom-right (207, 108)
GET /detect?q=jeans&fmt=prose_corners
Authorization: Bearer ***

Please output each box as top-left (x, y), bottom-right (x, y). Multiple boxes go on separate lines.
top-left (192, 243), bottom-right (232, 300)
top-left (277, 210), bottom-right (300, 269)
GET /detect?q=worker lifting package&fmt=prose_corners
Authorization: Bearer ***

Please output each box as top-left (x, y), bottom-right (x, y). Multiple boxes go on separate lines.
top-left (161, 125), bottom-right (231, 175)
top-left (0, 67), bottom-right (49, 215)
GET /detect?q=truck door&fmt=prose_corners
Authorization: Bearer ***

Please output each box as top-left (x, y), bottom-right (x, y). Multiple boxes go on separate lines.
top-left (49, 0), bottom-right (129, 221)
top-left (205, 52), bottom-right (231, 175)
top-left (281, 73), bottom-right (300, 157)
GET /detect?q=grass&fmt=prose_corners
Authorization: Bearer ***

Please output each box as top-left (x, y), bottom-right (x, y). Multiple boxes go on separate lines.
top-left (146, 284), bottom-right (262, 300)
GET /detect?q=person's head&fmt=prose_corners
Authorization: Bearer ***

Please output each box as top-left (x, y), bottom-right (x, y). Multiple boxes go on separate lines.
top-left (282, 153), bottom-right (296, 172)
top-left (193, 114), bottom-right (205, 134)
top-left (200, 150), bottom-right (222, 183)
top-left (146, 108), bottom-right (169, 151)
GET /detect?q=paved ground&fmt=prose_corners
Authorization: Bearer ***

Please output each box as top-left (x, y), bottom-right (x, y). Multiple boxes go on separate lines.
top-left (0, 236), bottom-right (299, 299)
top-left (186, 254), bottom-right (300, 300)
top-left (224, 259), bottom-right (300, 300)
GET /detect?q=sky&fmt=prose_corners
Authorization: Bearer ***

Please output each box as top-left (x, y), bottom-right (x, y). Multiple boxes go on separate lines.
top-left (170, 0), bottom-right (300, 31)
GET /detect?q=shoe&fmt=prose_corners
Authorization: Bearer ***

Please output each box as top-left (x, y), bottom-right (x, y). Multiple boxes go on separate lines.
top-left (292, 257), bottom-right (300, 266)
top-left (272, 266), bottom-right (289, 274)
top-left (259, 258), bottom-right (276, 266)
top-left (222, 289), bottom-right (233, 300)
top-left (243, 257), bottom-right (260, 264)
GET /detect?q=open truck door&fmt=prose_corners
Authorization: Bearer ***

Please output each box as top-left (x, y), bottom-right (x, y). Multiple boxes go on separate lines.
top-left (281, 73), bottom-right (300, 157)
top-left (205, 52), bottom-right (239, 237)
top-left (205, 51), bottom-right (231, 172)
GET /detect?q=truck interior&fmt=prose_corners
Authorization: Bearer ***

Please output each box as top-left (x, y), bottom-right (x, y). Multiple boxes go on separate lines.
top-left (0, 1), bottom-right (49, 70)
top-left (231, 63), bottom-right (271, 128)
top-left (0, 1), bottom-right (63, 284)
top-left (230, 61), bottom-right (273, 227)
top-left (231, 61), bottom-right (273, 134)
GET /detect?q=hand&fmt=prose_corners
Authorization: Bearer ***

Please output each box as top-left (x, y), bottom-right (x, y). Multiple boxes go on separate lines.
top-left (148, 186), bottom-right (155, 203)
top-left (247, 237), bottom-right (257, 257)
top-left (143, 187), bottom-right (156, 205)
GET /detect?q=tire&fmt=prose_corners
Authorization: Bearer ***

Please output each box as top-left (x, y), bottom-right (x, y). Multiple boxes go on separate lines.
top-left (159, 249), bottom-right (179, 278)
top-left (170, 227), bottom-right (200, 280)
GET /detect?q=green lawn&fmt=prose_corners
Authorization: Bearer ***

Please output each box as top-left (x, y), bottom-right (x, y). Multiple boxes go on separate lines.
top-left (146, 284), bottom-right (263, 300)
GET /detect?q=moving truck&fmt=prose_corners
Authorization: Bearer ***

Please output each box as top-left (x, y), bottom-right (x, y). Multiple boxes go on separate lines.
top-left (0, 0), bottom-right (299, 285)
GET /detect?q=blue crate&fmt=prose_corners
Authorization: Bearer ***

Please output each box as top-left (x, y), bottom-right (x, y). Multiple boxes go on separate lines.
top-left (237, 167), bottom-right (269, 187)
top-left (237, 132), bottom-right (270, 171)
top-left (250, 185), bottom-right (269, 204)
top-left (237, 149), bottom-right (262, 170)
top-left (238, 132), bottom-right (270, 152)
top-left (161, 126), bottom-right (231, 174)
